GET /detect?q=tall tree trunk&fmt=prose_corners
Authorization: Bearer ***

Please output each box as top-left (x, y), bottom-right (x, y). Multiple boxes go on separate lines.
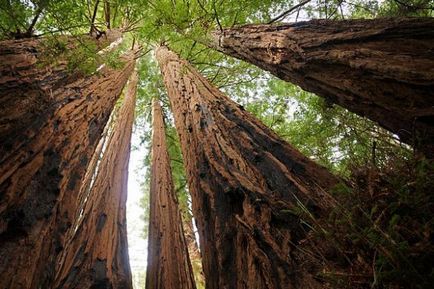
top-left (209, 18), bottom-right (434, 157)
top-left (0, 51), bottom-right (136, 289)
top-left (146, 99), bottom-right (197, 289)
top-left (0, 30), bottom-right (122, 161)
top-left (156, 46), bottom-right (340, 289)
top-left (183, 217), bottom-right (205, 289)
top-left (53, 68), bottom-right (138, 289)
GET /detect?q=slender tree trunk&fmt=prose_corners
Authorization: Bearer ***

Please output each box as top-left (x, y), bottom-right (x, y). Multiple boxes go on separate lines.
top-left (156, 46), bottom-right (340, 289)
top-left (104, 0), bottom-right (111, 29)
top-left (53, 68), bottom-right (138, 289)
top-left (146, 99), bottom-right (197, 289)
top-left (0, 50), bottom-right (136, 289)
top-left (183, 217), bottom-right (205, 289)
top-left (209, 18), bottom-right (434, 157)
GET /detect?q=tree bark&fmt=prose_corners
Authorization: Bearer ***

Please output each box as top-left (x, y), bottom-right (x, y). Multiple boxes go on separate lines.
top-left (183, 217), bottom-right (205, 289)
top-left (156, 45), bottom-right (340, 289)
top-left (146, 99), bottom-right (197, 289)
top-left (0, 50), bottom-right (135, 289)
top-left (52, 68), bottom-right (138, 289)
top-left (0, 30), bottom-right (122, 162)
top-left (209, 18), bottom-right (434, 157)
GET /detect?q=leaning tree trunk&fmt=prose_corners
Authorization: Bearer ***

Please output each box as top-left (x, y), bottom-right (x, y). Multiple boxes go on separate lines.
top-left (0, 30), bottom-right (122, 161)
top-left (146, 99), bottom-right (197, 289)
top-left (156, 45), bottom-right (340, 289)
top-left (53, 68), bottom-right (138, 289)
top-left (209, 18), bottom-right (434, 157)
top-left (0, 51), bottom-right (135, 289)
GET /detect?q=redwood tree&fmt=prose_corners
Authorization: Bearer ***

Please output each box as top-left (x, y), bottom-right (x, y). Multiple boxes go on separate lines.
top-left (0, 50), bottom-right (136, 289)
top-left (53, 69), bottom-right (138, 289)
top-left (146, 99), bottom-right (197, 289)
top-left (0, 30), bottom-right (122, 153)
top-left (156, 45), bottom-right (340, 289)
top-left (209, 18), bottom-right (434, 157)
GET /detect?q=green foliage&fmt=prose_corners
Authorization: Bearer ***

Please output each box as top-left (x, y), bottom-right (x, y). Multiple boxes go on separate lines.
top-left (236, 77), bottom-right (412, 175)
top-left (129, 3), bottom-right (433, 288)
top-left (130, 0), bottom-right (421, 177)
top-left (0, 0), bottom-right (89, 39)
top-left (37, 35), bottom-right (99, 74)
top-left (135, 0), bottom-right (290, 43)
top-left (313, 160), bottom-right (434, 288)
top-left (165, 124), bottom-right (192, 220)
top-left (65, 40), bottom-right (99, 74)
top-left (37, 33), bottom-right (133, 75)
top-left (0, 0), bottom-right (150, 39)
top-left (104, 37), bottom-right (134, 69)
top-left (0, 0), bottom-right (35, 38)
top-left (135, 52), bottom-right (194, 238)
top-left (191, 258), bottom-right (206, 289)
top-left (377, 0), bottom-right (434, 17)
top-left (2, 0), bottom-right (433, 287)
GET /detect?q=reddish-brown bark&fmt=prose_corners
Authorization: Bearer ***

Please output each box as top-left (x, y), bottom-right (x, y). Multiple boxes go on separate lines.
top-left (0, 30), bottom-right (122, 161)
top-left (0, 50), bottom-right (135, 289)
top-left (53, 69), bottom-right (138, 289)
top-left (156, 46), bottom-right (340, 289)
top-left (183, 218), bottom-right (205, 288)
top-left (209, 18), bottom-right (434, 157)
top-left (146, 99), bottom-right (197, 289)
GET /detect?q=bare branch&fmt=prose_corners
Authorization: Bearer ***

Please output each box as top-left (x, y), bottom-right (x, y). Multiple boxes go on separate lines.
top-left (213, 1), bottom-right (223, 32)
top-left (268, 0), bottom-right (312, 24)
top-left (197, 0), bottom-right (209, 14)
top-left (89, 0), bottom-right (101, 34)
top-left (104, 0), bottom-right (111, 29)
top-left (26, 5), bottom-right (44, 35)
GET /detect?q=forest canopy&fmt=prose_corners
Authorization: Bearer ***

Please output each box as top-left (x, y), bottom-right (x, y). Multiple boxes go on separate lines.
top-left (0, 1), bottom-right (433, 289)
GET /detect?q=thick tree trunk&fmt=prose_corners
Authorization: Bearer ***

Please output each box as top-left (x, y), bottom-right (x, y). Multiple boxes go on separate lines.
top-left (0, 30), bottom-right (122, 160)
top-left (209, 18), bottom-right (434, 157)
top-left (53, 69), bottom-right (138, 289)
top-left (146, 99), bottom-right (197, 289)
top-left (156, 46), bottom-right (340, 289)
top-left (0, 51), bottom-right (135, 289)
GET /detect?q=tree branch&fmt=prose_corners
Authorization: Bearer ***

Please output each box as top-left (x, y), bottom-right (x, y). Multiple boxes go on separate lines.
top-left (104, 0), bottom-right (111, 29)
top-left (394, 0), bottom-right (433, 10)
top-left (213, 0), bottom-right (223, 32)
top-left (26, 5), bottom-right (44, 35)
top-left (89, 0), bottom-right (101, 34)
top-left (268, 0), bottom-right (312, 24)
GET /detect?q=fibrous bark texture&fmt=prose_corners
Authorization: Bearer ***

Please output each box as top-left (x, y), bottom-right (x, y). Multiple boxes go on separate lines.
top-left (53, 69), bottom-right (138, 289)
top-left (0, 47), bottom-right (135, 289)
top-left (146, 99), bottom-right (197, 289)
top-left (210, 18), bottom-right (434, 157)
top-left (156, 46), bottom-right (340, 289)
top-left (0, 30), bottom-right (121, 158)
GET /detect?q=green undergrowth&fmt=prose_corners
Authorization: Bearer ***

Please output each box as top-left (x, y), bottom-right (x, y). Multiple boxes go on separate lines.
top-left (298, 158), bottom-right (434, 289)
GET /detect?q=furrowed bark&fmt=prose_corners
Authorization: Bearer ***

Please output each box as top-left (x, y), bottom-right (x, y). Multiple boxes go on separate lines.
top-left (0, 30), bottom-right (122, 161)
top-left (156, 46), bottom-right (340, 289)
top-left (0, 51), bottom-right (135, 289)
top-left (145, 99), bottom-right (197, 289)
top-left (209, 18), bottom-right (434, 157)
top-left (53, 68), bottom-right (138, 289)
